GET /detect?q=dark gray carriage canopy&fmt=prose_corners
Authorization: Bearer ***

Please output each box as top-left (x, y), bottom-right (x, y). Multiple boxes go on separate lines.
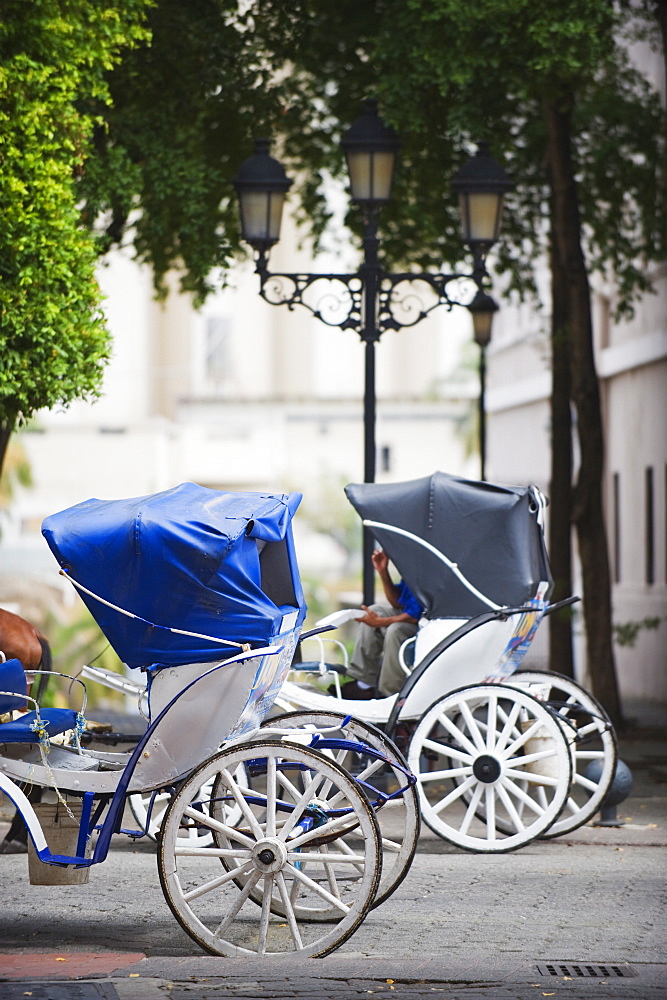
top-left (345, 472), bottom-right (553, 619)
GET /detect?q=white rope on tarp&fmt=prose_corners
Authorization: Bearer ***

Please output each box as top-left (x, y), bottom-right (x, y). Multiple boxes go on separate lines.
top-left (362, 519), bottom-right (502, 611)
top-left (59, 570), bottom-right (250, 651)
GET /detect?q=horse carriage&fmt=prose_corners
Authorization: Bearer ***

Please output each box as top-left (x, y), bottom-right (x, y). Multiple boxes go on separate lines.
top-left (82, 474), bottom-right (616, 857)
top-left (0, 484), bottom-right (417, 957)
top-left (279, 473), bottom-right (618, 853)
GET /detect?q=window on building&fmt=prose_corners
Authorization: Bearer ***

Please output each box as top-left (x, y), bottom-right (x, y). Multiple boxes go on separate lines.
top-left (612, 472), bottom-right (621, 584)
top-left (646, 466), bottom-right (654, 585)
top-left (205, 316), bottom-right (230, 382)
top-left (380, 445), bottom-right (392, 473)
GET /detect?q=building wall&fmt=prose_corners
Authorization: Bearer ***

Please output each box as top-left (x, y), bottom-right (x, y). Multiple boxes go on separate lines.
top-left (486, 267), bottom-right (667, 717)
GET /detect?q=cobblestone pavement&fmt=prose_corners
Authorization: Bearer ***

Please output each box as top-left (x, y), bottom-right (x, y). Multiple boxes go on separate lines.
top-left (0, 727), bottom-right (664, 999)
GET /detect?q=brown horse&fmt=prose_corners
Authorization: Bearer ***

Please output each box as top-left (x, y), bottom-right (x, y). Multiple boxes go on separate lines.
top-left (0, 607), bottom-right (52, 673)
top-left (0, 608), bottom-right (52, 850)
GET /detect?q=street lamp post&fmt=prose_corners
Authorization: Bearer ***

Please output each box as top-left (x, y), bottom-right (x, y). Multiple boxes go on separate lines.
top-left (233, 101), bottom-right (512, 604)
top-left (468, 289), bottom-right (499, 481)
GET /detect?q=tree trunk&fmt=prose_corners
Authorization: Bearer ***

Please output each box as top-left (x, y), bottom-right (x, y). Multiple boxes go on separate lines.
top-left (544, 96), bottom-right (622, 725)
top-left (0, 422), bottom-right (12, 485)
top-left (547, 220), bottom-right (575, 678)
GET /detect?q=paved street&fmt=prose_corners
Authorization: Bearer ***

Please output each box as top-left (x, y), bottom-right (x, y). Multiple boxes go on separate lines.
top-left (0, 727), bottom-right (665, 999)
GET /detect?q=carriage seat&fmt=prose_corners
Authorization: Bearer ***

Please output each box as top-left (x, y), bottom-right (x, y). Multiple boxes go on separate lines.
top-left (0, 657), bottom-right (79, 743)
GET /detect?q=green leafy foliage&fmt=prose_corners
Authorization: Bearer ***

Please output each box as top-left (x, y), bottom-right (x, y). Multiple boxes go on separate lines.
top-left (0, 0), bottom-right (151, 468)
top-left (78, 0), bottom-right (287, 302)
top-left (613, 615), bottom-right (665, 648)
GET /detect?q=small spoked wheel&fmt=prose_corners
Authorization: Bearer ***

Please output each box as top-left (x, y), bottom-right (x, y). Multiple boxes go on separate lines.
top-left (158, 740), bottom-right (381, 957)
top-left (261, 710), bottom-right (420, 909)
top-left (508, 671), bottom-right (618, 838)
top-left (407, 684), bottom-right (572, 853)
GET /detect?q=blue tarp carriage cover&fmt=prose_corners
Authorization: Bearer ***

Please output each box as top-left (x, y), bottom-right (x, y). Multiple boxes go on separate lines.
top-left (345, 472), bottom-right (553, 619)
top-left (42, 483), bottom-right (307, 669)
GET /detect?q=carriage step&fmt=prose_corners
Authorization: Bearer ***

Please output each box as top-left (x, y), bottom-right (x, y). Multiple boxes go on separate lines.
top-left (5, 744), bottom-right (100, 771)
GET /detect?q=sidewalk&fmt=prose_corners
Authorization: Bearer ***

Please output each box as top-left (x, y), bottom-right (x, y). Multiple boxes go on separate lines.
top-left (0, 726), bottom-right (665, 999)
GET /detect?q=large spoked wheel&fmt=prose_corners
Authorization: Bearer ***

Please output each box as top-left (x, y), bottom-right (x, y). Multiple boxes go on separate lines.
top-left (508, 671), bottom-right (618, 838)
top-left (158, 740), bottom-right (382, 957)
top-left (407, 684), bottom-right (572, 853)
top-left (261, 710), bottom-right (420, 909)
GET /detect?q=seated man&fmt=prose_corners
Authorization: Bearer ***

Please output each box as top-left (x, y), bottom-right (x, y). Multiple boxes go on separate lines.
top-left (334, 549), bottom-right (422, 699)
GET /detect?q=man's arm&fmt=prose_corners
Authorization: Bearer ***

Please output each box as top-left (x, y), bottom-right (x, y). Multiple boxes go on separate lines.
top-left (355, 606), bottom-right (418, 628)
top-left (372, 549), bottom-right (401, 607)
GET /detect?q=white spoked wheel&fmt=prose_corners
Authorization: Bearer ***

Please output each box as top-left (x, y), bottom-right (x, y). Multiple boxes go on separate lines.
top-left (408, 684), bottom-right (572, 853)
top-left (509, 671), bottom-right (618, 838)
top-left (158, 740), bottom-right (382, 957)
top-left (261, 710), bottom-right (420, 909)
top-left (130, 774), bottom-right (238, 848)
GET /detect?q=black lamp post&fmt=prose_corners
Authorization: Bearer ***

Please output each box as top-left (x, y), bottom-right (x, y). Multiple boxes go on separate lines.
top-left (234, 102), bottom-right (512, 604)
top-left (468, 289), bottom-right (499, 481)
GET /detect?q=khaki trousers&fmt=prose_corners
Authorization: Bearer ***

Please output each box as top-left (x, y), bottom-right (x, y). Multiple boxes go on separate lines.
top-left (348, 602), bottom-right (418, 697)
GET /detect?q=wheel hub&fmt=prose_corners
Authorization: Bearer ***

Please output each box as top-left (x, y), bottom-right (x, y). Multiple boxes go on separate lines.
top-left (251, 837), bottom-right (288, 873)
top-left (472, 754), bottom-right (502, 783)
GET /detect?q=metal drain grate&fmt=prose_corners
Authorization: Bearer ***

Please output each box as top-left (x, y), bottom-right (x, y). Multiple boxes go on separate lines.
top-left (536, 962), bottom-right (637, 979)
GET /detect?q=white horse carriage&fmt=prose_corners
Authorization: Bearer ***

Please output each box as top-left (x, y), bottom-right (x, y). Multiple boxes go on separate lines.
top-left (0, 484), bottom-right (417, 957)
top-left (280, 473), bottom-right (618, 853)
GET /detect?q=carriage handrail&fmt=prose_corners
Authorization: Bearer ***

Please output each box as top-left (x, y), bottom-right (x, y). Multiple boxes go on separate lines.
top-left (59, 569), bottom-right (251, 652)
top-left (362, 519), bottom-right (502, 611)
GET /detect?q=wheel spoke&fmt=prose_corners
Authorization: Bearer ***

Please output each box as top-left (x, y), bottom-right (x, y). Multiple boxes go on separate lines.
top-left (320, 843), bottom-right (343, 902)
top-left (213, 869), bottom-right (263, 936)
top-left (176, 846), bottom-right (252, 858)
top-left (286, 850), bottom-right (367, 864)
top-left (381, 837), bottom-right (401, 854)
top-left (572, 772), bottom-right (603, 792)
top-left (183, 859), bottom-right (255, 903)
top-left (458, 782), bottom-right (484, 837)
top-left (284, 862), bottom-right (351, 913)
top-left (504, 766), bottom-right (559, 787)
top-left (486, 693), bottom-right (498, 751)
top-left (484, 785), bottom-right (497, 842)
top-left (561, 795), bottom-right (580, 816)
top-left (257, 874), bottom-right (273, 957)
top-left (285, 811), bottom-right (359, 850)
top-left (279, 770), bottom-right (328, 841)
top-left (275, 872), bottom-right (303, 950)
top-left (181, 805), bottom-right (255, 847)
top-left (417, 765), bottom-right (473, 783)
top-left (266, 756), bottom-right (277, 838)
top-left (221, 768), bottom-right (264, 839)
top-left (334, 836), bottom-right (365, 874)
top-left (494, 781), bottom-right (526, 832)
top-left (275, 769), bottom-right (304, 803)
top-left (421, 738), bottom-right (473, 765)
top-left (429, 774), bottom-right (477, 815)
top-left (574, 749), bottom-right (607, 760)
top-left (459, 700), bottom-right (487, 753)
top-left (500, 775), bottom-right (546, 815)
top-left (502, 717), bottom-right (544, 758)
top-left (494, 700), bottom-right (523, 754)
top-left (432, 710), bottom-right (480, 758)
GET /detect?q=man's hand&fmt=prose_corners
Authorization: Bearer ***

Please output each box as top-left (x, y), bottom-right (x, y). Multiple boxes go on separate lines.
top-left (355, 605), bottom-right (415, 628)
top-left (355, 605), bottom-right (390, 628)
top-left (371, 549), bottom-right (389, 575)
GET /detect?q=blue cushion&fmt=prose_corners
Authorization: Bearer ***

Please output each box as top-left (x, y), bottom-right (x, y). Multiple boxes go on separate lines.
top-left (0, 658), bottom-right (28, 715)
top-left (0, 708), bottom-right (79, 743)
